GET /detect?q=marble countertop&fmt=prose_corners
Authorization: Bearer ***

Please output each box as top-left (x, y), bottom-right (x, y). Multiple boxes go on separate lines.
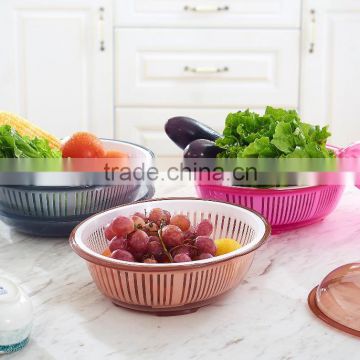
top-left (1, 181), bottom-right (359, 360)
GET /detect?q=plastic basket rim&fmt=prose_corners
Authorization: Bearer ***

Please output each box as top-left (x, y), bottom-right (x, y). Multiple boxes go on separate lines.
top-left (69, 197), bottom-right (271, 271)
top-left (196, 183), bottom-right (344, 195)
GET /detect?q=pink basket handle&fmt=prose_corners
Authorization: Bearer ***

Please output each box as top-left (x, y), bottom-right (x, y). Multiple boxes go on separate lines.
top-left (326, 144), bottom-right (340, 153)
top-left (336, 142), bottom-right (360, 190)
top-left (337, 142), bottom-right (360, 158)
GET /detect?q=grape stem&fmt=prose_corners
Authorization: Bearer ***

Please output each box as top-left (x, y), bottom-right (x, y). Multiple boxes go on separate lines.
top-left (158, 225), bottom-right (173, 263)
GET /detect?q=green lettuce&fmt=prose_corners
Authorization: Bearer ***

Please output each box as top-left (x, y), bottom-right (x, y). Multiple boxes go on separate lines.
top-left (0, 125), bottom-right (62, 158)
top-left (216, 107), bottom-right (335, 158)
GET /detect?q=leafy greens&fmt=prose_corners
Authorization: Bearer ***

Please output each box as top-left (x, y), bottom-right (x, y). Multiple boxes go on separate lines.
top-left (0, 125), bottom-right (61, 158)
top-left (215, 107), bottom-right (335, 158)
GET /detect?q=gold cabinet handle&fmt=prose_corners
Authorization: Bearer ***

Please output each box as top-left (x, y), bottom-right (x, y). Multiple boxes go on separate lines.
top-left (184, 66), bottom-right (229, 74)
top-left (184, 5), bottom-right (229, 12)
top-left (98, 7), bottom-right (105, 52)
top-left (309, 9), bottom-right (316, 54)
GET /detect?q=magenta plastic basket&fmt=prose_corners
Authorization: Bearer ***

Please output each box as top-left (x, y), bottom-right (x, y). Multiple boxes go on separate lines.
top-left (195, 144), bottom-right (360, 233)
top-left (195, 183), bottom-right (344, 233)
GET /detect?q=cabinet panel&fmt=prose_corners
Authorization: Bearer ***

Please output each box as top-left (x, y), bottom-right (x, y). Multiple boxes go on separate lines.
top-left (0, 0), bottom-right (113, 138)
top-left (115, 0), bottom-right (301, 28)
top-left (115, 29), bottom-right (300, 108)
top-left (301, 0), bottom-right (360, 146)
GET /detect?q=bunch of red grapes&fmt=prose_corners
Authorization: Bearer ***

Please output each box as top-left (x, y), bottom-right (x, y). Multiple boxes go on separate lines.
top-left (104, 208), bottom-right (217, 263)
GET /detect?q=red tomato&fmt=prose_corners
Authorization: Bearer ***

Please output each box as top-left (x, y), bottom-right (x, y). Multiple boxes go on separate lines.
top-left (62, 132), bottom-right (105, 158)
top-left (104, 150), bottom-right (129, 168)
top-left (105, 150), bottom-right (128, 158)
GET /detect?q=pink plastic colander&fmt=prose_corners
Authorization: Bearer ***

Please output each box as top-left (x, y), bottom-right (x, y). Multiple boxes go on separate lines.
top-left (196, 144), bottom-right (360, 233)
top-left (70, 198), bottom-right (270, 314)
top-left (196, 184), bottom-right (344, 233)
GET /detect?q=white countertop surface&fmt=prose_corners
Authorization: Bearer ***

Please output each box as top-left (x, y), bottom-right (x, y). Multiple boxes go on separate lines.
top-left (1, 181), bottom-right (359, 360)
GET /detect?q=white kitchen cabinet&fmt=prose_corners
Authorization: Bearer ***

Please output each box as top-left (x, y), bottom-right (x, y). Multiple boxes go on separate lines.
top-left (301, 0), bottom-right (360, 146)
top-left (115, 0), bottom-right (301, 29)
top-left (114, 0), bottom-right (301, 157)
top-left (0, 0), bottom-right (113, 138)
top-left (115, 29), bottom-right (299, 108)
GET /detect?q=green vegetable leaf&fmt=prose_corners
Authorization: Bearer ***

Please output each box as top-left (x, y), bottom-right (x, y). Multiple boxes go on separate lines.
top-left (0, 125), bottom-right (61, 158)
top-left (216, 107), bottom-right (334, 159)
top-left (271, 122), bottom-right (295, 154)
top-left (241, 137), bottom-right (278, 158)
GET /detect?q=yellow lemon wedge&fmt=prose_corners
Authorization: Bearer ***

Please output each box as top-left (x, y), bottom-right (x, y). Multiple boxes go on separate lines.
top-left (215, 238), bottom-right (241, 256)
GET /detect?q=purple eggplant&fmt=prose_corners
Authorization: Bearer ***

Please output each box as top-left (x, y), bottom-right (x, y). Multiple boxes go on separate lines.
top-left (183, 139), bottom-right (222, 171)
top-left (165, 116), bottom-right (221, 150)
top-left (184, 139), bottom-right (222, 158)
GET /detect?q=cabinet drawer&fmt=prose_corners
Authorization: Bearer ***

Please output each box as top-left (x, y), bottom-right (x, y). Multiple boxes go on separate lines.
top-left (115, 107), bottom-right (265, 157)
top-left (115, 0), bottom-right (301, 28)
top-left (115, 29), bottom-right (299, 108)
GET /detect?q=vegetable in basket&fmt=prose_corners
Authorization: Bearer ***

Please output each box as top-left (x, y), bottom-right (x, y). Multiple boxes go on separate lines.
top-left (0, 125), bottom-right (61, 158)
top-left (0, 112), bottom-right (129, 163)
top-left (215, 107), bottom-right (335, 159)
top-left (0, 111), bottom-right (61, 158)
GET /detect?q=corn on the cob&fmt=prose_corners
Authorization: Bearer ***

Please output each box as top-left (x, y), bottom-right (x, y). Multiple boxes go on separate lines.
top-left (0, 111), bottom-right (61, 149)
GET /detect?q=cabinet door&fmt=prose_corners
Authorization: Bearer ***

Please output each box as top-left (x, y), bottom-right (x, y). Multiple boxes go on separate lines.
top-left (0, 0), bottom-right (113, 138)
top-left (115, 29), bottom-right (300, 109)
top-left (301, 0), bottom-right (360, 146)
top-left (115, 0), bottom-right (301, 29)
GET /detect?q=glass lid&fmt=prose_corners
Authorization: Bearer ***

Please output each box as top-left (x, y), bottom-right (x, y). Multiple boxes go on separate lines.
top-left (308, 263), bottom-right (360, 337)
